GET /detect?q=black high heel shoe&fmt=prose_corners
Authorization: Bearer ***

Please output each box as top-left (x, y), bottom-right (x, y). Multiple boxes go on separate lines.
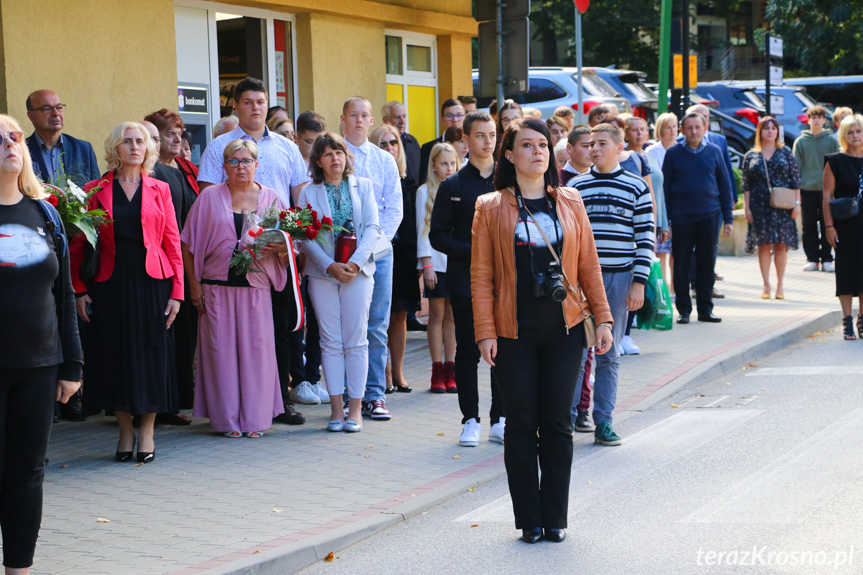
top-left (521, 528), bottom-right (543, 544)
top-left (136, 451), bottom-right (155, 464)
top-left (115, 438), bottom-right (136, 462)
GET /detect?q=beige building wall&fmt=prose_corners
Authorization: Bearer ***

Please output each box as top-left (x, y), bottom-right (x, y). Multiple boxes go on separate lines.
top-left (0, 0), bottom-right (178, 171)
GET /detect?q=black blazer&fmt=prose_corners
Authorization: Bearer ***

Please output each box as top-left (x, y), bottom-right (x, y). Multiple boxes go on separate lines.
top-left (26, 132), bottom-right (100, 187)
top-left (402, 132), bottom-right (421, 187)
top-left (418, 136), bottom-right (444, 187)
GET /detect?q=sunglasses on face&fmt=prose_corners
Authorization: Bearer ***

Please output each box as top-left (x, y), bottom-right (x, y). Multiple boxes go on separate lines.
top-left (380, 139), bottom-right (399, 148)
top-left (0, 131), bottom-right (24, 145)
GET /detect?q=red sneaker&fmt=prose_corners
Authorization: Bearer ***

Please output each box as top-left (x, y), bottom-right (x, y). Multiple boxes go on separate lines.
top-left (430, 362), bottom-right (446, 393)
top-left (445, 362), bottom-right (458, 393)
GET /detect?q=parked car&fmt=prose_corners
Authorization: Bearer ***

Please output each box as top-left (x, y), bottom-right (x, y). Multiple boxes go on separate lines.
top-left (782, 75), bottom-right (863, 111)
top-left (695, 81), bottom-right (766, 128)
top-left (472, 67), bottom-right (632, 119)
top-left (725, 82), bottom-right (832, 145)
top-left (592, 68), bottom-right (658, 124)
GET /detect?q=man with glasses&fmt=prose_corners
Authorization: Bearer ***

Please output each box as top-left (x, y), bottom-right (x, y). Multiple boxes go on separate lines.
top-left (25, 90), bottom-right (99, 187)
top-left (382, 101), bottom-right (420, 186)
top-left (419, 98), bottom-right (465, 185)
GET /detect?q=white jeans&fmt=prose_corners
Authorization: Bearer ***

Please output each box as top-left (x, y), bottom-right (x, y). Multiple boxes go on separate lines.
top-left (307, 274), bottom-right (374, 400)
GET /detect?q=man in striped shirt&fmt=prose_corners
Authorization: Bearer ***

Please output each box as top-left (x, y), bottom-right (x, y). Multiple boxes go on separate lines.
top-left (566, 123), bottom-right (655, 446)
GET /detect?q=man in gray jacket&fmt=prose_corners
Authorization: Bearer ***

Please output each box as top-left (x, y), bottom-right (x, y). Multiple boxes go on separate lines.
top-left (792, 105), bottom-right (840, 272)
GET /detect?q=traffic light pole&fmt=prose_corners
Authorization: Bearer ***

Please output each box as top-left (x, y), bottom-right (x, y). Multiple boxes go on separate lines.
top-left (765, 31), bottom-right (771, 117)
top-left (681, 0), bottom-right (690, 108)
top-left (496, 0), bottom-right (505, 112)
top-left (657, 0), bottom-right (672, 113)
top-left (576, 8), bottom-right (584, 124)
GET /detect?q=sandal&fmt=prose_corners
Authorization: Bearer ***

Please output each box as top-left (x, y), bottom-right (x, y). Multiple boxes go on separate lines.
top-left (843, 316), bottom-right (857, 341)
top-left (224, 431), bottom-right (242, 438)
top-left (857, 315), bottom-right (863, 339)
top-left (244, 431), bottom-right (264, 438)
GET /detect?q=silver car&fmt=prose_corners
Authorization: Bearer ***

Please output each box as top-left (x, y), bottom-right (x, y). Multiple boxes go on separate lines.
top-left (472, 67), bottom-right (632, 119)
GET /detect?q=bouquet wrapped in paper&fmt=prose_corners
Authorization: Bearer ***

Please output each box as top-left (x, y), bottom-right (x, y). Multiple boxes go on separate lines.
top-left (229, 201), bottom-right (337, 275)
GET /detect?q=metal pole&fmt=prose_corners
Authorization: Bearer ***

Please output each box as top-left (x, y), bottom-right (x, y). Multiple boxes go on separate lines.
top-left (657, 0), bottom-right (672, 114)
top-left (765, 31), bottom-right (771, 117)
top-left (576, 9), bottom-right (584, 124)
top-left (496, 0), bottom-right (505, 115)
top-left (681, 0), bottom-right (690, 108)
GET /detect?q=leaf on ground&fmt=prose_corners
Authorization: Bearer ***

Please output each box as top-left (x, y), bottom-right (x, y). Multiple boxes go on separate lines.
top-left (812, 331), bottom-right (822, 337)
top-left (746, 362), bottom-right (759, 368)
top-left (671, 404), bottom-right (679, 408)
top-left (726, 382), bottom-right (732, 385)
top-left (253, 550), bottom-right (261, 554)
top-left (467, 486), bottom-right (475, 492)
top-left (96, 517), bottom-right (111, 523)
top-left (324, 552), bottom-right (335, 562)
top-left (437, 432), bottom-right (446, 436)
top-left (272, 508), bottom-right (283, 513)
top-left (452, 454), bottom-right (461, 459)
top-left (587, 480), bottom-right (593, 484)
top-left (60, 464), bottom-right (67, 469)
top-left (470, 524), bottom-right (479, 528)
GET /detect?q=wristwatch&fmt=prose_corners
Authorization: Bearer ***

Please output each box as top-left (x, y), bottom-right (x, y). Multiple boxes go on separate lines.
top-left (598, 322), bottom-right (612, 328)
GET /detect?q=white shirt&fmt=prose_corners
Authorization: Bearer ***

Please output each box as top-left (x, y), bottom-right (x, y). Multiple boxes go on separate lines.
top-left (345, 139), bottom-right (403, 241)
top-left (645, 141), bottom-right (672, 169)
top-left (415, 183), bottom-right (447, 273)
top-left (197, 125), bottom-right (309, 207)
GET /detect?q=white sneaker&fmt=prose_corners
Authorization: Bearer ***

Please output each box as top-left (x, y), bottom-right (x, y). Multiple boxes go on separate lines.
top-left (313, 382), bottom-right (330, 404)
top-left (822, 261), bottom-right (835, 273)
top-left (289, 381), bottom-right (321, 405)
top-left (459, 418), bottom-right (481, 447)
top-left (489, 418), bottom-right (506, 444)
top-left (803, 261), bottom-right (819, 271)
top-left (620, 335), bottom-right (641, 355)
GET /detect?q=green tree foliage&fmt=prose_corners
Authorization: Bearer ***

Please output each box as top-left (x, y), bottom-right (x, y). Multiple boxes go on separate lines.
top-left (531, 0), bottom-right (662, 80)
top-left (765, 0), bottom-right (863, 76)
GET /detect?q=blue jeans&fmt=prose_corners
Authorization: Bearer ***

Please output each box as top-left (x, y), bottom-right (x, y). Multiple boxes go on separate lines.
top-left (571, 270), bottom-right (632, 426)
top-left (363, 248), bottom-right (393, 402)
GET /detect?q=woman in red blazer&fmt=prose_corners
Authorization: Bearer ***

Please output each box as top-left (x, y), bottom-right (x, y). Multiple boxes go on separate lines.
top-left (70, 121), bottom-right (184, 464)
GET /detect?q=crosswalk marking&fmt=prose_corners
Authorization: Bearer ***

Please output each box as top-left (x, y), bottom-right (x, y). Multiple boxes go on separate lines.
top-left (454, 410), bottom-right (762, 524)
top-left (682, 408), bottom-right (863, 524)
top-left (746, 366), bottom-right (863, 377)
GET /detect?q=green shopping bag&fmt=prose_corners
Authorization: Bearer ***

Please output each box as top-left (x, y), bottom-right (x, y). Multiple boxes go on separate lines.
top-left (637, 260), bottom-right (673, 331)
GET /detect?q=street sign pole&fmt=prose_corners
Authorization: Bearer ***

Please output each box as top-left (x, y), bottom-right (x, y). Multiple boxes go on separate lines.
top-left (496, 0), bottom-right (505, 112)
top-left (765, 31), bottom-right (771, 117)
top-left (681, 0), bottom-right (690, 108)
top-left (657, 0), bottom-right (672, 114)
top-left (576, 8), bottom-right (584, 123)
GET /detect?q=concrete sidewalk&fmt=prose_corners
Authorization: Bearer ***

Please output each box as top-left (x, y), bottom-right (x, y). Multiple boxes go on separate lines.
top-left (35, 250), bottom-right (844, 575)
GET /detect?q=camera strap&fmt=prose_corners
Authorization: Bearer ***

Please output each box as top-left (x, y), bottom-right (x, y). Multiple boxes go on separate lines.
top-left (514, 186), bottom-right (560, 280)
top-left (513, 187), bottom-right (590, 318)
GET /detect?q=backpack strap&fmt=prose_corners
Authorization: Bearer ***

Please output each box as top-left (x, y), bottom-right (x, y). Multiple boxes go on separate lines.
top-left (35, 199), bottom-right (67, 333)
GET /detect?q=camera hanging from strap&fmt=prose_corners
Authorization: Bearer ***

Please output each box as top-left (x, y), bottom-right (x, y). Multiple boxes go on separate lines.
top-left (513, 184), bottom-right (560, 280)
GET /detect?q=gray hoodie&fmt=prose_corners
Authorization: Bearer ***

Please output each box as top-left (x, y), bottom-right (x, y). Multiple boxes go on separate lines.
top-left (792, 129), bottom-right (840, 191)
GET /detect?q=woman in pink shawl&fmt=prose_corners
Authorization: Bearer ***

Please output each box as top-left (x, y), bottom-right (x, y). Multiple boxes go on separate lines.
top-left (180, 139), bottom-right (300, 437)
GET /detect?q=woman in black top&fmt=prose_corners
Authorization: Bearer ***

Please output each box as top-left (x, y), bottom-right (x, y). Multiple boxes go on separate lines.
top-left (371, 124), bottom-right (420, 392)
top-left (824, 114), bottom-right (863, 340)
top-left (0, 114), bottom-right (82, 572)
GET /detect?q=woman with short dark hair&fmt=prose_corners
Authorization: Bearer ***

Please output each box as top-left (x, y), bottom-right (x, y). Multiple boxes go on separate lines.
top-left (472, 117), bottom-right (613, 544)
top-left (0, 114), bottom-right (82, 573)
top-left (298, 133), bottom-right (384, 432)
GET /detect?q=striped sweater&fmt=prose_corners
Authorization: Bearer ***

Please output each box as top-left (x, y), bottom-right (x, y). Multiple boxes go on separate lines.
top-left (567, 166), bottom-right (655, 284)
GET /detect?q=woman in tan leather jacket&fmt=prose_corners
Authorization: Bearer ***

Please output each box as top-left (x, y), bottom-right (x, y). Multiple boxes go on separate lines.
top-left (471, 117), bottom-right (613, 544)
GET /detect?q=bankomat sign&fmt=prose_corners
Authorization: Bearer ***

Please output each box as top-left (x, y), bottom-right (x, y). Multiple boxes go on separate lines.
top-left (178, 86), bottom-right (208, 114)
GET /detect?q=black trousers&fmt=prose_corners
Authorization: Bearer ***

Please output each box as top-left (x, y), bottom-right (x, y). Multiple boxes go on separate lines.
top-left (0, 366), bottom-right (57, 568)
top-left (495, 324), bottom-right (585, 529)
top-left (673, 214), bottom-right (719, 317)
top-left (272, 283), bottom-right (302, 401)
top-left (450, 293), bottom-right (503, 425)
top-left (801, 190), bottom-right (833, 264)
top-left (173, 283), bottom-right (198, 410)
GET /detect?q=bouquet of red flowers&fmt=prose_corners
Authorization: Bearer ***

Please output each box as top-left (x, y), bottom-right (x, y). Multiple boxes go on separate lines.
top-left (43, 180), bottom-right (111, 248)
top-left (229, 201), bottom-right (338, 275)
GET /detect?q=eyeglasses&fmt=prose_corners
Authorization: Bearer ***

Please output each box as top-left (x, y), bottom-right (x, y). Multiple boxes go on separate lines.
top-left (379, 139), bottom-right (399, 148)
top-left (0, 131), bottom-right (24, 145)
top-left (225, 158), bottom-right (255, 169)
top-left (29, 104), bottom-right (66, 113)
top-left (444, 113), bottom-right (465, 121)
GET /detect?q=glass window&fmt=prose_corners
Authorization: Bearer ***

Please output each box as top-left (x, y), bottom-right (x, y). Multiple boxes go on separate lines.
top-left (406, 45), bottom-right (432, 73)
top-left (386, 36), bottom-right (403, 75)
top-left (522, 78), bottom-right (567, 104)
top-left (576, 73), bottom-right (619, 97)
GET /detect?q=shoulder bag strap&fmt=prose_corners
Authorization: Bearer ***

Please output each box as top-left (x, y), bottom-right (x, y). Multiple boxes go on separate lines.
top-left (762, 152), bottom-right (773, 190)
top-left (520, 197), bottom-right (592, 320)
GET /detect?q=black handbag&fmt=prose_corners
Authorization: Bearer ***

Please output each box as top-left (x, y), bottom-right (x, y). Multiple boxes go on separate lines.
top-left (830, 194), bottom-right (860, 221)
top-left (79, 238), bottom-right (100, 282)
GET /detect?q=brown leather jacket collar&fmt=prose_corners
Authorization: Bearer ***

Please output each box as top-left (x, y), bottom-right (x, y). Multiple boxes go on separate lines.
top-left (470, 186), bottom-right (613, 341)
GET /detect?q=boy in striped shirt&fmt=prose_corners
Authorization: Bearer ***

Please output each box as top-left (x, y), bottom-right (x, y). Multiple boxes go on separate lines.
top-left (566, 123), bottom-right (655, 445)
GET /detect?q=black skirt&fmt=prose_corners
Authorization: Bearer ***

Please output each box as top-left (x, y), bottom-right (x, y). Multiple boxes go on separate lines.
top-left (84, 183), bottom-right (177, 415)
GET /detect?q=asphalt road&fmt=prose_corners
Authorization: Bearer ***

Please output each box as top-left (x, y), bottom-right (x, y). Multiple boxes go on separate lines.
top-left (297, 325), bottom-right (863, 575)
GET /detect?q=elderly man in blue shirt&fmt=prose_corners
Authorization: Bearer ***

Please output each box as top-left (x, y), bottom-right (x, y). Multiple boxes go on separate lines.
top-left (25, 90), bottom-right (100, 188)
top-left (341, 96), bottom-right (403, 421)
